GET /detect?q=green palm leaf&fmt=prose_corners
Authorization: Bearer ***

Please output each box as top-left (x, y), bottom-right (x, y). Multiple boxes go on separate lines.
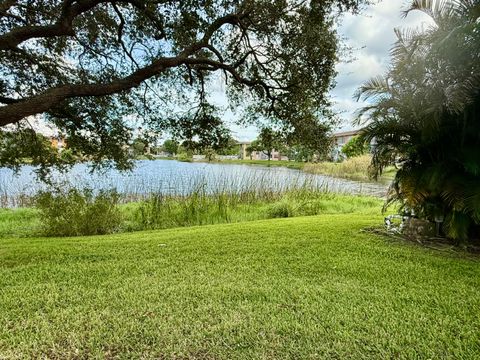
top-left (355, 0), bottom-right (480, 241)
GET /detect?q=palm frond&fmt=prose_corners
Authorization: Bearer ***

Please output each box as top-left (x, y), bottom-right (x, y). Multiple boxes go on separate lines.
top-left (354, 75), bottom-right (391, 101)
top-left (444, 72), bottom-right (480, 113)
top-left (390, 28), bottom-right (425, 64)
top-left (402, 0), bottom-right (458, 22)
top-left (464, 187), bottom-right (480, 222)
top-left (356, 0), bottom-right (480, 241)
top-left (444, 211), bottom-right (471, 240)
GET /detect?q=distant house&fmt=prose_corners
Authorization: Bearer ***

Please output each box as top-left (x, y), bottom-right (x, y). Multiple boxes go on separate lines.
top-left (237, 141), bottom-right (286, 161)
top-left (331, 129), bottom-right (363, 161)
top-left (331, 128), bottom-right (376, 161)
top-left (333, 129), bottom-right (363, 149)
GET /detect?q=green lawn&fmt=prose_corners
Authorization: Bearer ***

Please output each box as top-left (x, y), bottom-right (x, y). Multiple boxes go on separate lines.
top-left (1, 214), bottom-right (479, 358)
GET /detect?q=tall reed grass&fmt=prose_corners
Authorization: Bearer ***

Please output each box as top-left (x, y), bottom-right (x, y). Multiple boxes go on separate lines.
top-left (131, 178), bottom-right (335, 231)
top-left (0, 177), bottom-right (35, 208)
top-left (303, 155), bottom-right (397, 184)
top-left (304, 155), bottom-right (373, 182)
top-left (0, 168), bottom-right (386, 237)
top-left (0, 171), bottom-right (383, 237)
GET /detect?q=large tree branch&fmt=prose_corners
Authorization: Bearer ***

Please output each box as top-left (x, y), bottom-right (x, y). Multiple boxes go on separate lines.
top-left (0, 56), bottom-right (184, 126)
top-left (0, 52), bottom-right (269, 127)
top-left (0, 95), bottom-right (20, 104)
top-left (0, 0), bottom-right (104, 50)
top-left (0, 0), bottom-right (170, 50)
top-left (0, 12), bottom-right (248, 126)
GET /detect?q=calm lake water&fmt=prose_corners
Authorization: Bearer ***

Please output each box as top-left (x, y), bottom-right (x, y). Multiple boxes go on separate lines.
top-left (0, 160), bottom-right (388, 206)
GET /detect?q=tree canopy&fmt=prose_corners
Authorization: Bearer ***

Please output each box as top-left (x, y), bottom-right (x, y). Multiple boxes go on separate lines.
top-left (0, 0), bottom-right (366, 177)
top-left (286, 117), bottom-right (333, 161)
top-left (162, 139), bottom-right (178, 156)
top-left (168, 105), bottom-right (231, 153)
top-left (252, 127), bottom-right (284, 160)
top-left (341, 135), bottom-right (368, 159)
top-left (356, 0), bottom-right (480, 241)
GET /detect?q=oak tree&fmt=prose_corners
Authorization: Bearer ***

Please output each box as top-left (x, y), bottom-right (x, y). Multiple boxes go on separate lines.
top-left (0, 0), bottom-right (366, 177)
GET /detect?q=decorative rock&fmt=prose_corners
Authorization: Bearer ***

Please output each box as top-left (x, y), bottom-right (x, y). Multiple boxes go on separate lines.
top-left (402, 217), bottom-right (436, 241)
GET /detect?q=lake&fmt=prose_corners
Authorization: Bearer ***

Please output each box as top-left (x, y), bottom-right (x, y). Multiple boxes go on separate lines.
top-left (0, 160), bottom-right (388, 207)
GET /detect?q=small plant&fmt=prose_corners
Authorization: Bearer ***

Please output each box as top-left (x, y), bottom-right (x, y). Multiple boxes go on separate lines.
top-left (35, 188), bottom-right (122, 236)
top-left (267, 202), bottom-right (294, 218)
top-left (341, 136), bottom-right (369, 158)
top-left (177, 152), bottom-right (193, 162)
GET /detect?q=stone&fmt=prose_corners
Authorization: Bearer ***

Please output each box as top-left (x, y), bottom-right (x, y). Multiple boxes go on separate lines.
top-left (402, 217), bottom-right (436, 241)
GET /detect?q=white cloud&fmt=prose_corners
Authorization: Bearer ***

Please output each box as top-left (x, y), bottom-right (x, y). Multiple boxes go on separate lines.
top-left (208, 1), bottom-right (434, 138)
top-left (332, 0), bottom-right (434, 132)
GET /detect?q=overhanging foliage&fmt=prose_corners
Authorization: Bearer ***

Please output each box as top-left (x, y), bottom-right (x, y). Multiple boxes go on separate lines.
top-left (0, 0), bottom-right (367, 177)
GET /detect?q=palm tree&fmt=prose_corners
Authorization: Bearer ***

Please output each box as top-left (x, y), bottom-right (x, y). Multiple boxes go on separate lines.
top-left (355, 0), bottom-right (480, 241)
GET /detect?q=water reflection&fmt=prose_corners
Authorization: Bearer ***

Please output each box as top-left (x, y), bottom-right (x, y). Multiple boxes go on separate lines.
top-left (0, 160), bottom-right (388, 207)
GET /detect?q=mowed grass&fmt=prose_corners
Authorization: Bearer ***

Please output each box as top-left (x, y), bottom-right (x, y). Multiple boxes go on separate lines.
top-left (1, 214), bottom-right (479, 358)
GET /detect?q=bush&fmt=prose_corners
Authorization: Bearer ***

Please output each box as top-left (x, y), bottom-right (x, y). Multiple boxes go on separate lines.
top-left (355, 0), bottom-right (480, 241)
top-left (35, 188), bottom-right (122, 236)
top-left (341, 136), bottom-right (369, 158)
top-left (266, 202), bottom-right (294, 218)
top-left (177, 152), bottom-right (192, 162)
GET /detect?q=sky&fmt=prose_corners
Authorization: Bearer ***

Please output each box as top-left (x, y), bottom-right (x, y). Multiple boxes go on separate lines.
top-left (225, 0), bottom-right (433, 141)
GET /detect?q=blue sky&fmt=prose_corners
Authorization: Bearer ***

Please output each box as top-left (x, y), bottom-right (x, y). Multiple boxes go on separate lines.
top-left (224, 0), bottom-right (433, 141)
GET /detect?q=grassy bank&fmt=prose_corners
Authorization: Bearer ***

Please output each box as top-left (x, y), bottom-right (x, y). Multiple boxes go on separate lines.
top-left (304, 155), bottom-right (396, 183)
top-left (203, 159), bottom-right (305, 170)
top-left (1, 214), bottom-right (479, 358)
top-left (0, 191), bottom-right (382, 238)
top-left (203, 157), bottom-right (395, 183)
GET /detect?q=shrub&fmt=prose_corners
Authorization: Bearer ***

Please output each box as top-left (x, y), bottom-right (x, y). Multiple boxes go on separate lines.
top-left (341, 136), bottom-right (369, 158)
top-left (35, 188), bottom-right (122, 236)
top-left (356, 0), bottom-right (480, 241)
top-left (267, 202), bottom-right (294, 218)
top-left (177, 152), bottom-right (192, 162)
